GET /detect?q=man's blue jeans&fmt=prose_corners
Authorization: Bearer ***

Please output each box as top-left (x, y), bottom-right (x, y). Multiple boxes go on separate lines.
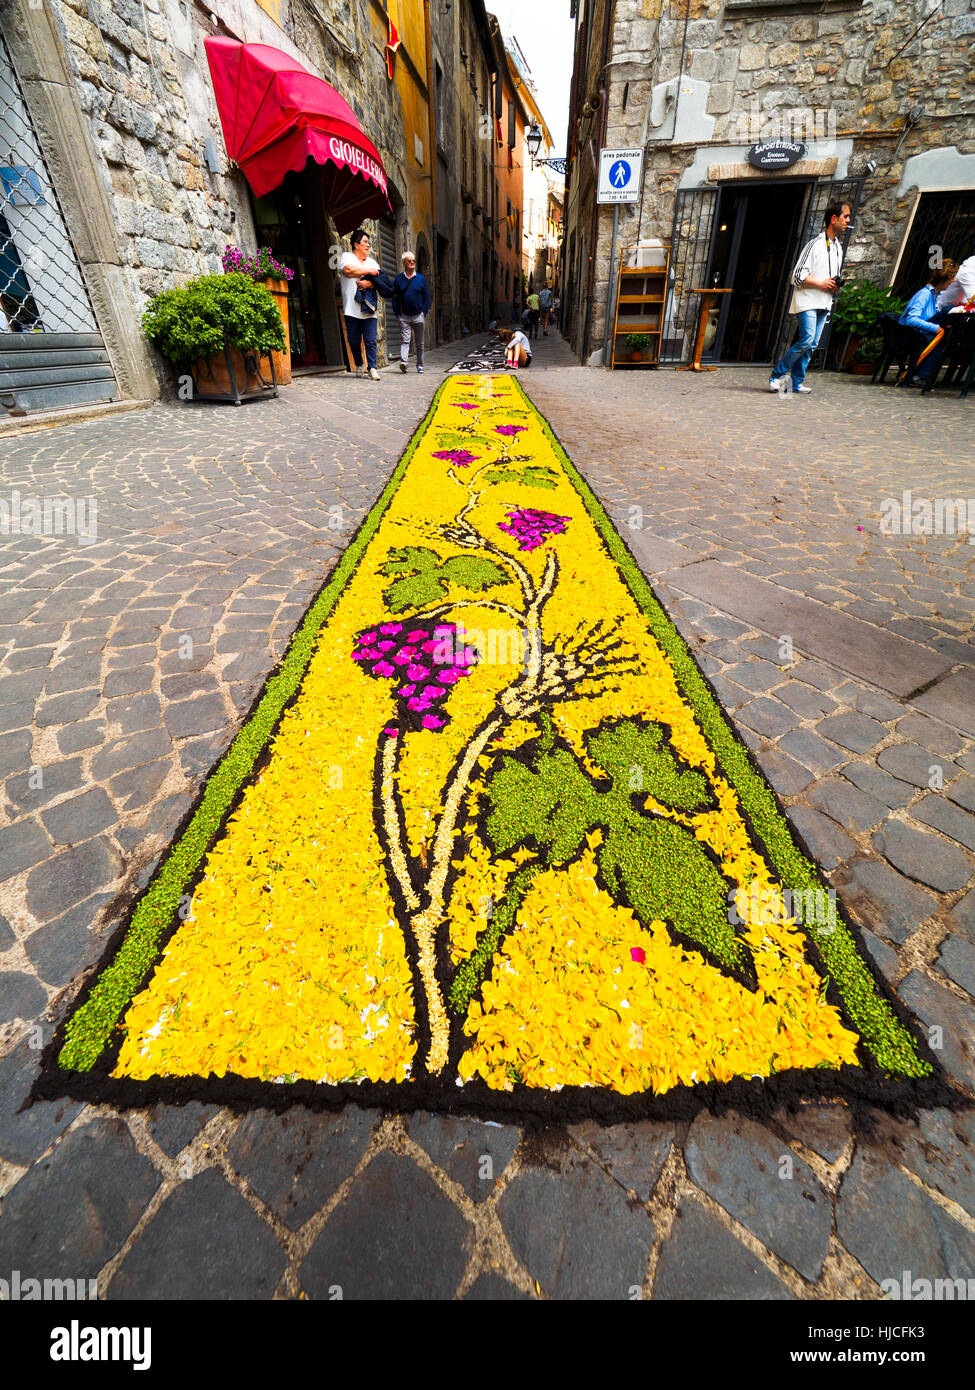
top-left (345, 314), bottom-right (377, 370)
top-left (772, 308), bottom-right (829, 388)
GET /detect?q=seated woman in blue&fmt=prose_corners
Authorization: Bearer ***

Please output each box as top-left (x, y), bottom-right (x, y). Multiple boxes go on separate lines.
top-left (899, 264), bottom-right (957, 337)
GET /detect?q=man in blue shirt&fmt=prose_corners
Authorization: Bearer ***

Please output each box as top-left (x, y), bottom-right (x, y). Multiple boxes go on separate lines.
top-left (900, 264), bottom-right (957, 383)
top-left (393, 251), bottom-right (431, 374)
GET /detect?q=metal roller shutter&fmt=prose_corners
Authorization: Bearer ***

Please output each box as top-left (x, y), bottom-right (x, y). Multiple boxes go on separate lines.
top-left (0, 31), bottom-right (118, 415)
top-left (377, 218), bottom-right (401, 359)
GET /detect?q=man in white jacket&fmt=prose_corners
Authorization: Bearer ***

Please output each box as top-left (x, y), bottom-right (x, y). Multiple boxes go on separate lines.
top-left (769, 201), bottom-right (851, 395)
top-left (935, 253), bottom-right (975, 312)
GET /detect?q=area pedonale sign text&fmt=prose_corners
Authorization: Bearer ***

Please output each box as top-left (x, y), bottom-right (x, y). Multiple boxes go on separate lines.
top-left (747, 140), bottom-right (807, 171)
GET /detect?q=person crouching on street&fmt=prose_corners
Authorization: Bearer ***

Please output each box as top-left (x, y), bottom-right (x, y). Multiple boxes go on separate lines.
top-left (502, 326), bottom-right (532, 369)
top-left (339, 227), bottom-right (381, 380)
top-left (769, 200), bottom-right (851, 396)
top-left (393, 250), bottom-right (431, 374)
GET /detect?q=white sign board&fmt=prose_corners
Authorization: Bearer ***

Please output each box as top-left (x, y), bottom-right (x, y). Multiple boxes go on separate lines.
top-left (598, 148), bottom-right (643, 204)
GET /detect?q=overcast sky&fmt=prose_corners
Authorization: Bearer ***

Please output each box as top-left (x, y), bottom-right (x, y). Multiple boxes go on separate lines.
top-left (486, 1), bottom-right (576, 154)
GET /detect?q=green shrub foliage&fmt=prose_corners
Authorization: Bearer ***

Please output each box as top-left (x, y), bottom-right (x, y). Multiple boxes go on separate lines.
top-left (142, 272), bottom-right (286, 365)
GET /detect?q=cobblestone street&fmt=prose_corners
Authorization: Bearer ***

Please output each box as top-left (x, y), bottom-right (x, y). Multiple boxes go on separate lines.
top-left (2, 332), bottom-right (975, 1300)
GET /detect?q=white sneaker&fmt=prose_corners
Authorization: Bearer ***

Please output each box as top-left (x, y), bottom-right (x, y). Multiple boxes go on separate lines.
top-left (369, 367), bottom-right (380, 381)
top-left (768, 376), bottom-right (783, 392)
top-left (355, 367), bottom-right (364, 378)
top-left (795, 384), bottom-right (812, 394)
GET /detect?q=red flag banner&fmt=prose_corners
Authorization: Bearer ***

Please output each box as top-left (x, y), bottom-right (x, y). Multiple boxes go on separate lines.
top-left (385, 16), bottom-right (402, 80)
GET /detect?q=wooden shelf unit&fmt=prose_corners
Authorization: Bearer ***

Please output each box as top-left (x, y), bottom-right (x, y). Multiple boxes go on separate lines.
top-left (610, 248), bottom-right (671, 369)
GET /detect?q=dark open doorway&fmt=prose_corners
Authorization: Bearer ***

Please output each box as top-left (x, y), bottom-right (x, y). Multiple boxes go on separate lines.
top-left (704, 181), bottom-right (809, 364)
top-left (252, 174), bottom-right (330, 371)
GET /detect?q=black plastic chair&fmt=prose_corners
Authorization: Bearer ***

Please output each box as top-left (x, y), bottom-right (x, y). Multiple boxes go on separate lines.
top-left (872, 312), bottom-right (925, 384)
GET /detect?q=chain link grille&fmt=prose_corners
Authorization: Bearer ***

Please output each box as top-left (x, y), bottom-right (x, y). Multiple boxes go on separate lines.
top-left (660, 187), bottom-right (719, 364)
top-left (0, 30), bottom-right (97, 334)
top-left (893, 191), bottom-right (975, 297)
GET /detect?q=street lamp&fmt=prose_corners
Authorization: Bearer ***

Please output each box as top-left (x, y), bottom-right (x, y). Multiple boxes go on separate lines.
top-left (525, 123), bottom-right (568, 175)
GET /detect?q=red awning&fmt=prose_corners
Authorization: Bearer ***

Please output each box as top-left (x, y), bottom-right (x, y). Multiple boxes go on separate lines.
top-left (204, 37), bottom-right (391, 232)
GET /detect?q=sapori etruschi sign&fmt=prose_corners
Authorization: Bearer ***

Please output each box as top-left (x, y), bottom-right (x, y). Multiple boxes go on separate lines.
top-left (746, 140), bottom-right (807, 171)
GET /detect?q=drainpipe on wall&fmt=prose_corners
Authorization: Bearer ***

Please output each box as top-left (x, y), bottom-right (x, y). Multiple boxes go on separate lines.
top-left (424, 0), bottom-right (439, 345)
top-left (583, 0), bottom-right (615, 364)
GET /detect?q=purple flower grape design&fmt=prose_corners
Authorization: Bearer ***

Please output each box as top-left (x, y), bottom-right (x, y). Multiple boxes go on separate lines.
top-left (498, 508), bottom-right (571, 552)
top-left (352, 619), bottom-right (479, 735)
top-left (453, 403), bottom-right (479, 411)
top-left (432, 449), bottom-right (481, 468)
top-left (494, 425), bottom-right (526, 438)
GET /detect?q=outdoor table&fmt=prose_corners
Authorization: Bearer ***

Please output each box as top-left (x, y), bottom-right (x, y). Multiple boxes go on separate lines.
top-left (677, 288), bottom-right (734, 372)
top-left (921, 312), bottom-right (975, 398)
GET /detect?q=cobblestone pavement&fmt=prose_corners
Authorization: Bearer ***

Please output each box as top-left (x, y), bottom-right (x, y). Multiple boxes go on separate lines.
top-left (1, 332), bottom-right (974, 1300)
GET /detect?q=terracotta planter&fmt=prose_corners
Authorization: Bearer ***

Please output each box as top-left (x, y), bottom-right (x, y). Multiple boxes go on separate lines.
top-left (191, 343), bottom-right (276, 402)
top-left (837, 333), bottom-right (860, 370)
top-left (851, 362), bottom-right (876, 375)
top-left (264, 276), bottom-right (292, 385)
top-left (629, 350), bottom-right (644, 362)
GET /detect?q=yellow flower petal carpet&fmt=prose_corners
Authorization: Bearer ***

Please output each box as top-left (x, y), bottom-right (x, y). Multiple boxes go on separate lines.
top-left (42, 376), bottom-right (941, 1121)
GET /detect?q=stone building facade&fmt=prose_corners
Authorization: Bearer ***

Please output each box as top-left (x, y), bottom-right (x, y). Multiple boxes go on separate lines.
top-left (0, 0), bottom-right (504, 414)
top-left (490, 14), bottom-right (530, 321)
top-left (563, 0), bottom-right (975, 367)
top-left (431, 0), bottom-right (496, 340)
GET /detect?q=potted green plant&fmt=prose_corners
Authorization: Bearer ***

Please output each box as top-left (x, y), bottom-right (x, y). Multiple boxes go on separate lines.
top-left (625, 332), bottom-right (654, 363)
top-left (851, 334), bottom-right (883, 375)
top-left (142, 272), bottom-right (285, 403)
top-left (832, 279), bottom-right (905, 370)
top-left (222, 246), bottom-right (295, 384)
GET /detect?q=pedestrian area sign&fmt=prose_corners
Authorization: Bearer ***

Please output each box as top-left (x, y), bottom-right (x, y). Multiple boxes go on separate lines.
top-left (598, 148), bottom-right (643, 204)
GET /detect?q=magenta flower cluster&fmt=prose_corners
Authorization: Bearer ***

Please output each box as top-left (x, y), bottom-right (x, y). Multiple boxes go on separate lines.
top-left (498, 507), bottom-right (570, 552)
top-left (494, 424), bottom-right (526, 438)
top-left (352, 619), bottom-right (478, 735)
top-left (432, 449), bottom-right (481, 468)
top-left (222, 245), bottom-right (295, 282)
top-left (453, 403), bottom-right (479, 411)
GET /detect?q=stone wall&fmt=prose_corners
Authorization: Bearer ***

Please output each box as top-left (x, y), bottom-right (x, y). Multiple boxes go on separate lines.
top-left (49, 0), bottom-right (246, 309)
top-left (32, 0), bottom-right (424, 385)
top-left (573, 0), bottom-right (975, 358)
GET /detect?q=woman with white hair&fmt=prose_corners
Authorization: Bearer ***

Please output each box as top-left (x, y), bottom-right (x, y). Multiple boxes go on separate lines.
top-left (393, 250), bottom-right (431, 374)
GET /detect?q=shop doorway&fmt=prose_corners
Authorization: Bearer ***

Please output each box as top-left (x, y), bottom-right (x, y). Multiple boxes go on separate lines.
top-left (252, 172), bottom-right (333, 371)
top-left (703, 181), bottom-right (809, 364)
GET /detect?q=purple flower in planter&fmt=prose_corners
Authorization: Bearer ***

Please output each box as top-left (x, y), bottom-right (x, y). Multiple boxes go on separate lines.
top-left (353, 619), bottom-right (479, 734)
top-left (432, 449), bottom-right (481, 468)
top-left (498, 508), bottom-right (570, 552)
top-left (494, 424), bottom-right (527, 438)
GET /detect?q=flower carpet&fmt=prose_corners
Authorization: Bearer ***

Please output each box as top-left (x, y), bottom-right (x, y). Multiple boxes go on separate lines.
top-left (445, 338), bottom-right (510, 374)
top-left (41, 377), bottom-right (943, 1122)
